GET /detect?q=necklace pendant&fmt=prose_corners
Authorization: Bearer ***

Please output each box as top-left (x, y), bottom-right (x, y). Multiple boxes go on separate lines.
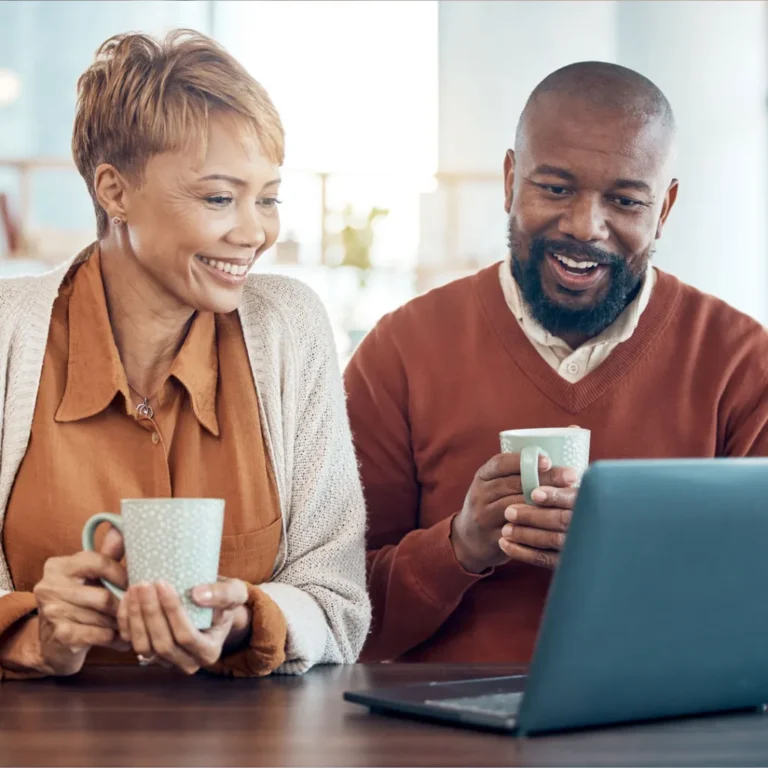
top-left (136, 398), bottom-right (154, 419)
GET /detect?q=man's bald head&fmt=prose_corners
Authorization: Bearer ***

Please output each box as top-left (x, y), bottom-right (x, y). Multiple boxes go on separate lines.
top-left (504, 61), bottom-right (680, 346)
top-left (515, 61), bottom-right (676, 153)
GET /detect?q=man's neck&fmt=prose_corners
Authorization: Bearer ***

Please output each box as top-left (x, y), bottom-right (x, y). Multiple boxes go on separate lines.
top-left (99, 237), bottom-right (194, 399)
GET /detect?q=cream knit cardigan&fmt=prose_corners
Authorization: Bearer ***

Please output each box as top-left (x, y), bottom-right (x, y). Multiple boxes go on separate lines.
top-left (0, 254), bottom-right (370, 674)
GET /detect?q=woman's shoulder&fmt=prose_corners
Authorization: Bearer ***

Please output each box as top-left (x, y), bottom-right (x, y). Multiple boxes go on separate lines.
top-left (0, 265), bottom-right (69, 327)
top-left (240, 272), bottom-right (332, 339)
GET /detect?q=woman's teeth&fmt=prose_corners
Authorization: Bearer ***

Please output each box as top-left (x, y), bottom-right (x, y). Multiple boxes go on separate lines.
top-left (196, 255), bottom-right (249, 276)
top-left (552, 252), bottom-right (599, 272)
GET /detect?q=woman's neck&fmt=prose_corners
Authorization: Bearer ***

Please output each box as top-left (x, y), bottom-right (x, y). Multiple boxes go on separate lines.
top-left (98, 237), bottom-right (194, 399)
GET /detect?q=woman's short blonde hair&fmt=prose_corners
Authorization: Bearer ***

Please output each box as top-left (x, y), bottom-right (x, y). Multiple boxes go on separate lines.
top-left (72, 29), bottom-right (285, 237)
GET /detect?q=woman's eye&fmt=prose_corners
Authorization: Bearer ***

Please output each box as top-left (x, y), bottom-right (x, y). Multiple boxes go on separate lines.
top-left (205, 195), bottom-right (232, 207)
top-left (258, 197), bottom-right (282, 209)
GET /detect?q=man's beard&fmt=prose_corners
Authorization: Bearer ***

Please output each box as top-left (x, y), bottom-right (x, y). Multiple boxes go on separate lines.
top-left (508, 223), bottom-right (647, 339)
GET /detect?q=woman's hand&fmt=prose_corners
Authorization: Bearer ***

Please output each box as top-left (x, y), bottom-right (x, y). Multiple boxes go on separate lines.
top-left (31, 527), bottom-right (128, 676)
top-left (117, 578), bottom-right (252, 674)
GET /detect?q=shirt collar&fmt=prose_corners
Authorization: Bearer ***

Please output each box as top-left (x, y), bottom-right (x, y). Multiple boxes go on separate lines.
top-left (499, 251), bottom-right (656, 352)
top-left (166, 311), bottom-right (220, 437)
top-left (55, 247), bottom-right (220, 436)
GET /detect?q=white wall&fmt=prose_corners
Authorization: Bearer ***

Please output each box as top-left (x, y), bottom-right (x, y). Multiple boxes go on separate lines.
top-left (429, 0), bottom-right (768, 323)
top-left (618, 1), bottom-right (768, 323)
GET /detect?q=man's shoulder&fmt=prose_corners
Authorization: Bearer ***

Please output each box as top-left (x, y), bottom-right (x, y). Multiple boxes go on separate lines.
top-left (666, 271), bottom-right (768, 351)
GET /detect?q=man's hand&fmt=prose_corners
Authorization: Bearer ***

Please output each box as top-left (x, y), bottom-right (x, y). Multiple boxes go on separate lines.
top-left (451, 452), bottom-right (579, 574)
top-left (499, 484), bottom-right (578, 569)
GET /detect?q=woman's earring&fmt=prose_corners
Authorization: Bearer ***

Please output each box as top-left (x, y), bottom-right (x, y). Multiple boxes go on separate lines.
top-left (112, 216), bottom-right (124, 227)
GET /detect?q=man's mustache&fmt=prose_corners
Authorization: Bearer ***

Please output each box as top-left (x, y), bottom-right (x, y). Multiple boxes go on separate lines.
top-left (532, 238), bottom-right (621, 267)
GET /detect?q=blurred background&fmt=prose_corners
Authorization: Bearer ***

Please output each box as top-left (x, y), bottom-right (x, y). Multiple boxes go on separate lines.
top-left (0, 0), bottom-right (766, 362)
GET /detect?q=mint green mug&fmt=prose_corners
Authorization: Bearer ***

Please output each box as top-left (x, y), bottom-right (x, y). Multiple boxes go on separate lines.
top-left (499, 428), bottom-right (591, 504)
top-left (82, 498), bottom-right (225, 630)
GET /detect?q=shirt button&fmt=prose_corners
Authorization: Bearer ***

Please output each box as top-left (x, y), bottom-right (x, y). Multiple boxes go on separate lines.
top-left (566, 361), bottom-right (580, 375)
top-left (151, 432), bottom-right (160, 445)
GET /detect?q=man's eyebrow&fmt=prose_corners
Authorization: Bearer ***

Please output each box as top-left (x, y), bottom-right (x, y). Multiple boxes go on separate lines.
top-left (612, 178), bottom-right (652, 194)
top-left (531, 166), bottom-right (653, 196)
top-left (531, 164), bottom-right (577, 182)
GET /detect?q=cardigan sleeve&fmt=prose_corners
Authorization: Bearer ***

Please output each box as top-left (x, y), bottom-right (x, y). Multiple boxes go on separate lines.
top-left (254, 282), bottom-right (371, 674)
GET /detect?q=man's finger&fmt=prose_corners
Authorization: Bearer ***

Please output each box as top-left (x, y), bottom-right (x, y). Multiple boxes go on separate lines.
top-left (485, 476), bottom-right (525, 502)
top-left (504, 504), bottom-right (572, 531)
top-left (498, 538), bottom-right (560, 570)
top-left (478, 452), bottom-right (551, 482)
top-left (501, 523), bottom-right (566, 551)
top-left (530, 485), bottom-right (578, 509)
top-left (191, 579), bottom-right (249, 609)
top-left (537, 465), bottom-right (580, 489)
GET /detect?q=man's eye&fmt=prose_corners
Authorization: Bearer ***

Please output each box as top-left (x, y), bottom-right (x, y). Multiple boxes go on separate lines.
top-left (543, 185), bottom-right (570, 196)
top-left (613, 197), bottom-right (643, 208)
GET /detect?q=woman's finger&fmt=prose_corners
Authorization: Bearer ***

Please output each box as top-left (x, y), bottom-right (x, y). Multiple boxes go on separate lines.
top-left (51, 584), bottom-right (121, 616)
top-left (156, 581), bottom-right (219, 667)
top-left (137, 583), bottom-right (200, 674)
top-left (39, 600), bottom-right (119, 631)
top-left (98, 525), bottom-right (125, 562)
top-left (191, 578), bottom-right (248, 609)
top-left (126, 585), bottom-right (153, 657)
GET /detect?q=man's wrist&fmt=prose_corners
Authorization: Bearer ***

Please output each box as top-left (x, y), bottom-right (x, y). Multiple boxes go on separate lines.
top-left (449, 517), bottom-right (487, 575)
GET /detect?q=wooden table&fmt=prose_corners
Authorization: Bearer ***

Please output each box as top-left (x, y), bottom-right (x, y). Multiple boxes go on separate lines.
top-left (2, 663), bottom-right (768, 766)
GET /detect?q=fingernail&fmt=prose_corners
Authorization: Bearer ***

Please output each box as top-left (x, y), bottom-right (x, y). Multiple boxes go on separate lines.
top-left (502, 524), bottom-right (513, 538)
top-left (194, 587), bottom-right (213, 603)
top-left (532, 489), bottom-right (547, 503)
top-left (539, 456), bottom-right (552, 470)
top-left (563, 469), bottom-right (579, 485)
top-left (505, 506), bottom-right (517, 522)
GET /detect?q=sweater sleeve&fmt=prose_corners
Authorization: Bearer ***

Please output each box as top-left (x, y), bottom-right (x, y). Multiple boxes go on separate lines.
top-left (722, 352), bottom-right (768, 457)
top-left (0, 591), bottom-right (41, 680)
top-left (204, 584), bottom-right (287, 678)
top-left (344, 319), bottom-right (486, 662)
top-left (256, 284), bottom-right (371, 674)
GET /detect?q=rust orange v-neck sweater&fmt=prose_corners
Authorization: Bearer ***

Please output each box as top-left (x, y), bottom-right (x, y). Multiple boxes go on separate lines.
top-left (345, 264), bottom-right (768, 664)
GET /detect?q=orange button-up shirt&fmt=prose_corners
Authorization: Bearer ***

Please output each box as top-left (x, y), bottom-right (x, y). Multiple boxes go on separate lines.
top-left (1, 247), bottom-right (286, 677)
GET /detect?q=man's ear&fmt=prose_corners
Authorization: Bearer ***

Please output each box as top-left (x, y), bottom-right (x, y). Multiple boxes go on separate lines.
top-left (504, 149), bottom-right (515, 214)
top-left (656, 179), bottom-right (679, 239)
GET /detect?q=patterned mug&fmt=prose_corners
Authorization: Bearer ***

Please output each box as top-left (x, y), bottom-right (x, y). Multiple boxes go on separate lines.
top-left (499, 428), bottom-right (591, 505)
top-left (82, 498), bottom-right (225, 630)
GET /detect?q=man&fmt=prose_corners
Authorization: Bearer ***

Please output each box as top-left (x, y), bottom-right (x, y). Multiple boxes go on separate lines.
top-left (344, 62), bottom-right (768, 664)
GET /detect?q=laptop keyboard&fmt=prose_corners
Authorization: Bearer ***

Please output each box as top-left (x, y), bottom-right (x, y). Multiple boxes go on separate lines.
top-left (425, 691), bottom-right (525, 718)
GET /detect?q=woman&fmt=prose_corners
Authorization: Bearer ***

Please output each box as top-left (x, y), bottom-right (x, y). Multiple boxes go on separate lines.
top-left (0, 30), bottom-right (370, 678)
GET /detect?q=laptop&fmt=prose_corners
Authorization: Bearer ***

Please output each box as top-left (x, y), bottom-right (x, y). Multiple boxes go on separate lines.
top-left (344, 459), bottom-right (768, 735)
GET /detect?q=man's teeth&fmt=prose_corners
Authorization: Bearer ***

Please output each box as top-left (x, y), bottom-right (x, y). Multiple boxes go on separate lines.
top-left (553, 252), bottom-right (598, 270)
top-left (197, 256), bottom-right (249, 276)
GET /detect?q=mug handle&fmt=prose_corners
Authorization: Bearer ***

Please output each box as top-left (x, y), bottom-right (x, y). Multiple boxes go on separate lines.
top-left (520, 445), bottom-right (548, 505)
top-left (81, 513), bottom-right (126, 600)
